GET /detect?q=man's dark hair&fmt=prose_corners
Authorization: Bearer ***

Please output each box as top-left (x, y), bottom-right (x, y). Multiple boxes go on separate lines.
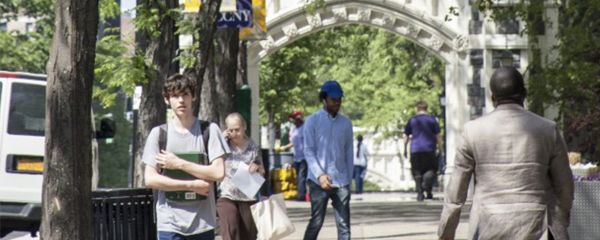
top-left (163, 74), bottom-right (196, 98)
top-left (490, 67), bottom-right (526, 105)
top-left (417, 101), bottom-right (428, 111)
top-left (319, 91), bottom-right (328, 102)
top-left (357, 135), bottom-right (363, 141)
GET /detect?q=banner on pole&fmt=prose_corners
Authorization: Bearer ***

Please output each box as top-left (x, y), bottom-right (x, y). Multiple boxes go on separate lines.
top-left (240, 0), bottom-right (267, 40)
top-left (184, 0), bottom-right (201, 12)
top-left (184, 0), bottom-right (237, 13)
top-left (217, 0), bottom-right (253, 28)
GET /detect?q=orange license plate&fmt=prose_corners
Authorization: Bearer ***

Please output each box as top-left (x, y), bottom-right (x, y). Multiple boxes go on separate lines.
top-left (16, 159), bottom-right (44, 172)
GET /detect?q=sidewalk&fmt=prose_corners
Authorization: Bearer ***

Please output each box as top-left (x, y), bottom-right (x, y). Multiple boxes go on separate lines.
top-left (268, 191), bottom-right (470, 240)
top-left (3, 192), bottom-right (470, 240)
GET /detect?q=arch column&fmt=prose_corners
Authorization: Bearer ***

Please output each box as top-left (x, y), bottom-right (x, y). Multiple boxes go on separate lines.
top-left (444, 52), bottom-right (470, 184)
top-left (248, 61), bottom-right (261, 143)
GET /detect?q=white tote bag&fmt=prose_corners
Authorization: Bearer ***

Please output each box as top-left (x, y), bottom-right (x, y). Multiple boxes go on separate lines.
top-left (251, 193), bottom-right (295, 240)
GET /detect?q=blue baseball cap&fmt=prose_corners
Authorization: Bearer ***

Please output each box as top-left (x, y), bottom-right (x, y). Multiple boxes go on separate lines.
top-left (320, 80), bottom-right (344, 98)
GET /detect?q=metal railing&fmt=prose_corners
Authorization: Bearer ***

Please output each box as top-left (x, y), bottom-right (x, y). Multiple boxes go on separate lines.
top-left (92, 188), bottom-right (156, 240)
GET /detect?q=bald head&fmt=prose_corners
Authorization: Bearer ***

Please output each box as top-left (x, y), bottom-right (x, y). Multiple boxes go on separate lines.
top-left (490, 67), bottom-right (526, 106)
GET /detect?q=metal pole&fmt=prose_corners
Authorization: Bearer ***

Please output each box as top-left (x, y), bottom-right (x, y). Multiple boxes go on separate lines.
top-left (128, 109), bottom-right (138, 188)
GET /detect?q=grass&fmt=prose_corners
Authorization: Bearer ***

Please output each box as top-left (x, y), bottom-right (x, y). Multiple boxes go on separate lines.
top-left (350, 179), bottom-right (381, 193)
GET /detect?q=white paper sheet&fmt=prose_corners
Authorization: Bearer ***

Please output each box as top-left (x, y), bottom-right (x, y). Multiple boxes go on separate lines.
top-left (232, 162), bottom-right (265, 198)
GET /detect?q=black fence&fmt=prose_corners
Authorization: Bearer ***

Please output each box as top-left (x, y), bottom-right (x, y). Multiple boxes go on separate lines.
top-left (92, 188), bottom-right (156, 240)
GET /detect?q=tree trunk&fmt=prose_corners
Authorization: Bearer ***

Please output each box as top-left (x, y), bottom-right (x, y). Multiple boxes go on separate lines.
top-left (191, 0), bottom-right (221, 118)
top-left (133, 0), bottom-right (179, 187)
top-left (41, 0), bottom-right (99, 239)
top-left (200, 43), bottom-right (219, 122)
top-left (200, 28), bottom-right (239, 127)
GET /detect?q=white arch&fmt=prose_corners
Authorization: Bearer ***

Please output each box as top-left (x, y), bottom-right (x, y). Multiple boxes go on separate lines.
top-left (248, 0), bottom-right (469, 65)
top-left (247, 0), bottom-right (471, 188)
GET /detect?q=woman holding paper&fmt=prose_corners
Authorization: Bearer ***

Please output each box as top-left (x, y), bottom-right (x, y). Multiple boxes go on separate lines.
top-left (218, 112), bottom-right (265, 240)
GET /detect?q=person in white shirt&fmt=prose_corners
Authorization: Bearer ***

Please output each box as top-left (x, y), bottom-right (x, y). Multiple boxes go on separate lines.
top-left (353, 135), bottom-right (370, 194)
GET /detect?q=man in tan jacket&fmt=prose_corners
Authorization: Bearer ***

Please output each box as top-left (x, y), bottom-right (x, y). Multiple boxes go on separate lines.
top-left (438, 67), bottom-right (574, 240)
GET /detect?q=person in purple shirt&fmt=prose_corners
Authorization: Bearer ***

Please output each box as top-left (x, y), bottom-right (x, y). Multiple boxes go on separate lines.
top-left (303, 80), bottom-right (354, 240)
top-left (403, 101), bottom-right (443, 201)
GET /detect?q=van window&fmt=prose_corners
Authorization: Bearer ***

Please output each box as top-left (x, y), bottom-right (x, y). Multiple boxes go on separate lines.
top-left (8, 83), bottom-right (46, 136)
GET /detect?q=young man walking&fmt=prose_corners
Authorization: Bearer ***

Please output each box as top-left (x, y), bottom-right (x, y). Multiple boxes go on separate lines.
top-left (142, 74), bottom-right (230, 240)
top-left (303, 80), bottom-right (354, 240)
top-left (403, 101), bottom-right (443, 201)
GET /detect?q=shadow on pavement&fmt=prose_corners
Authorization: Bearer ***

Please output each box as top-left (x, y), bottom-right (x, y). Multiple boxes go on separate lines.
top-left (287, 201), bottom-right (471, 229)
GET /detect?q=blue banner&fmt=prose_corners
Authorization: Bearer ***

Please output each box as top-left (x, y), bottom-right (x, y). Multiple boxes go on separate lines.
top-left (217, 0), bottom-right (253, 28)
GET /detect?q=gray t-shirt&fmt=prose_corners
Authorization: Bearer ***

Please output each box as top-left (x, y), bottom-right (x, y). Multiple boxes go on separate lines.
top-left (142, 120), bottom-right (230, 235)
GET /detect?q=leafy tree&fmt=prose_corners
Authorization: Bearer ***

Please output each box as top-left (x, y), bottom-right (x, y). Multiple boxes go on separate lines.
top-left (312, 26), bottom-right (444, 137)
top-left (95, 97), bottom-right (132, 188)
top-left (0, 0), bottom-right (53, 72)
top-left (259, 36), bottom-right (320, 149)
top-left (474, 0), bottom-right (600, 162)
top-left (41, 0), bottom-right (99, 238)
top-left (259, 25), bottom-right (444, 144)
top-left (129, 0), bottom-right (179, 187)
top-left (94, 36), bottom-right (134, 188)
top-left (199, 28), bottom-right (239, 127)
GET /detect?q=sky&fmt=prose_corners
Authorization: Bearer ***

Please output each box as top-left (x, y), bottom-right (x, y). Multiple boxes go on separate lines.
top-left (121, 0), bottom-right (136, 13)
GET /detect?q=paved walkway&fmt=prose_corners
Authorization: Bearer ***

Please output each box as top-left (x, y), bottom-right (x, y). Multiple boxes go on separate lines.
top-left (3, 192), bottom-right (471, 240)
top-left (277, 191), bottom-right (470, 240)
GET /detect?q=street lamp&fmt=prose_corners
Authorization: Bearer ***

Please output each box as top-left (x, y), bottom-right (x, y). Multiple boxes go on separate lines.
top-left (500, 49), bottom-right (514, 67)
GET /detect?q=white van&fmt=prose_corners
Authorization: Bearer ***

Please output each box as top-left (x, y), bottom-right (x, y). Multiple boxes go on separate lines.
top-left (0, 71), bottom-right (114, 237)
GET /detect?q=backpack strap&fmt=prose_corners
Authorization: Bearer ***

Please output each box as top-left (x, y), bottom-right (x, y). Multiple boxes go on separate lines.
top-left (158, 121), bottom-right (209, 163)
top-left (153, 123), bottom-right (168, 224)
top-left (158, 123), bottom-right (167, 152)
top-left (199, 120), bottom-right (219, 200)
top-left (200, 120), bottom-right (211, 158)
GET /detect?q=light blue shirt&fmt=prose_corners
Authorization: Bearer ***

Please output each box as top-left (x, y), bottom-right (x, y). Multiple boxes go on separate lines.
top-left (303, 108), bottom-right (354, 187)
top-left (291, 125), bottom-right (305, 162)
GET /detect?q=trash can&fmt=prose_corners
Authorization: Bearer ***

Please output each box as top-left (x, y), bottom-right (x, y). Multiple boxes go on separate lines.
top-left (92, 188), bottom-right (156, 240)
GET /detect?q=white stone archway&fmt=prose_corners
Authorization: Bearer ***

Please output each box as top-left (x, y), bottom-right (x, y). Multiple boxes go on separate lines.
top-left (247, 0), bottom-right (472, 188)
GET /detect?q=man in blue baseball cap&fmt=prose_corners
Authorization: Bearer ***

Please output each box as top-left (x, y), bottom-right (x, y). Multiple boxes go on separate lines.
top-left (302, 80), bottom-right (354, 240)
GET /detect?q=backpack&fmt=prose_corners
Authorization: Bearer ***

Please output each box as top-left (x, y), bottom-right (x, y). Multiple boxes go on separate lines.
top-left (158, 120), bottom-right (211, 155)
top-left (152, 120), bottom-right (212, 221)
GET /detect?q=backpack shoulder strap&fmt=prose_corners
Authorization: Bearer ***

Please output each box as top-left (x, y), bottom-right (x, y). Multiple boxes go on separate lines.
top-left (200, 120), bottom-right (211, 156)
top-left (153, 123), bottom-right (167, 223)
top-left (158, 124), bottom-right (167, 151)
top-left (199, 120), bottom-right (219, 200)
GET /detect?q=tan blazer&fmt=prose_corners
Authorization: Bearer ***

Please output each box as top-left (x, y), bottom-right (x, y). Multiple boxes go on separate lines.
top-left (438, 104), bottom-right (574, 240)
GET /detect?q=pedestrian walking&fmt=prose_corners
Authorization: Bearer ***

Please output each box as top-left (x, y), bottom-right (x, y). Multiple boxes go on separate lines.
top-left (403, 101), bottom-right (443, 201)
top-left (438, 67), bottom-right (574, 240)
top-left (353, 135), bottom-right (370, 194)
top-left (142, 74), bottom-right (230, 240)
top-left (218, 112), bottom-right (265, 240)
top-left (277, 111), bottom-right (308, 201)
top-left (303, 80), bottom-right (354, 240)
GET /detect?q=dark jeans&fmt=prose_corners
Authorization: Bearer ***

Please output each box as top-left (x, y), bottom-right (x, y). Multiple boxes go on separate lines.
top-left (353, 166), bottom-right (366, 194)
top-left (293, 160), bottom-right (308, 201)
top-left (304, 181), bottom-right (351, 240)
top-left (158, 230), bottom-right (215, 240)
top-left (410, 151), bottom-right (438, 196)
